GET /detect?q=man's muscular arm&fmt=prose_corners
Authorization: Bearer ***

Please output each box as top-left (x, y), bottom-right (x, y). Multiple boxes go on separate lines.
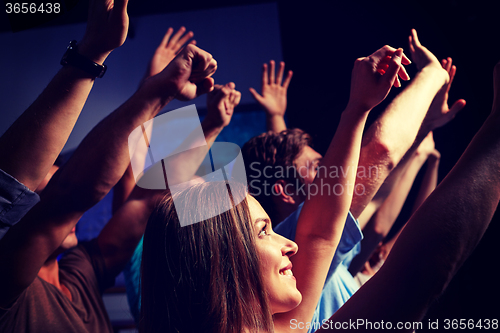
top-left (350, 30), bottom-right (459, 220)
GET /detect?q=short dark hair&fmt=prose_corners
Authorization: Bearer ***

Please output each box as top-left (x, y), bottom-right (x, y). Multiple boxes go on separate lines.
top-left (242, 129), bottom-right (312, 224)
top-left (140, 182), bottom-right (273, 333)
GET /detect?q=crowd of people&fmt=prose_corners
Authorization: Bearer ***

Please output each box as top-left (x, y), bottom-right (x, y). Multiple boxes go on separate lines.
top-left (0, 0), bottom-right (498, 332)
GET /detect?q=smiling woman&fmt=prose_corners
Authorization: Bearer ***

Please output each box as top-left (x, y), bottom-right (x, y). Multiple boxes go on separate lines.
top-left (140, 182), bottom-right (274, 333)
top-left (140, 53), bottom-right (500, 333)
top-left (246, 195), bottom-right (302, 314)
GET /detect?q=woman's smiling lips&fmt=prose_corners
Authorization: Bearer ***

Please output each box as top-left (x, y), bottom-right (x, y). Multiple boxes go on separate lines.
top-left (279, 262), bottom-right (295, 279)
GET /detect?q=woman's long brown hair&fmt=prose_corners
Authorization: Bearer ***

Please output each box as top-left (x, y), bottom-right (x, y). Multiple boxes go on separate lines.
top-left (140, 181), bottom-right (273, 332)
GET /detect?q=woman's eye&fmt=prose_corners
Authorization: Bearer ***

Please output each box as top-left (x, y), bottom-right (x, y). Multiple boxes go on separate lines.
top-left (259, 226), bottom-right (268, 237)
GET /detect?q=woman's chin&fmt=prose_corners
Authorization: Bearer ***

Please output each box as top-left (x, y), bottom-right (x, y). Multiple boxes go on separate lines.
top-left (271, 291), bottom-right (302, 315)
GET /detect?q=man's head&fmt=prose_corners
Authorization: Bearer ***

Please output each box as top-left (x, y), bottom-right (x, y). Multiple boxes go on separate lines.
top-left (242, 129), bottom-right (322, 225)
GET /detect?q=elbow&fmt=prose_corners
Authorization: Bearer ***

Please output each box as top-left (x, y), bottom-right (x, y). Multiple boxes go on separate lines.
top-left (364, 137), bottom-right (398, 173)
top-left (362, 120), bottom-right (408, 173)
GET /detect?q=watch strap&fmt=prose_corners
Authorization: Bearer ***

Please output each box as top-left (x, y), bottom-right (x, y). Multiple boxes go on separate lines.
top-left (60, 40), bottom-right (107, 78)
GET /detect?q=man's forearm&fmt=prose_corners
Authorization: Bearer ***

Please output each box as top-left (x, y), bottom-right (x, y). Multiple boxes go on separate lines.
top-left (372, 66), bottom-right (447, 159)
top-left (52, 86), bottom-right (173, 212)
top-left (0, 65), bottom-right (100, 191)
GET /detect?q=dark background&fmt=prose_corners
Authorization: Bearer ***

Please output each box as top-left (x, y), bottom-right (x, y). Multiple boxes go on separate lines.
top-left (2, 0), bottom-right (500, 328)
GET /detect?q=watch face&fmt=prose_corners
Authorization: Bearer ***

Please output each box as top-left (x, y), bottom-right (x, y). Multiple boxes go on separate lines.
top-left (96, 64), bottom-right (107, 78)
top-left (68, 40), bottom-right (77, 50)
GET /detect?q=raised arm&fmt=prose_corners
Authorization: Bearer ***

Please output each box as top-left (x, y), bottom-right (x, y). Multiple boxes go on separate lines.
top-left (348, 132), bottom-right (437, 275)
top-left (113, 27), bottom-right (197, 212)
top-left (249, 60), bottom-right (293, 133)
top-left (324, 60), bottom-right (500, 333)
top-left (0, 0), bottom-right (129, 192)
top-left (350, 30), bottom-right (463, 220)
top-left (140, 26), bottom-right (195, 85)
top-left (274, 47), bottom-right (407, 332)
top-left (203, 82), bottom-right (241, 144)
top-left (0, 44), bottom-right (217, 308)
top-left (369, 145), bottom-right (441, 273)
top-left (98, 82), bottom-right (241, 276)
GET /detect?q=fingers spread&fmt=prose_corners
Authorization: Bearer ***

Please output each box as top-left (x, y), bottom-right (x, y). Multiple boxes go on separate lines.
top-left (177, 30), bottom-right (194, 48)
top-left (160, 28), bottom-right (174, 47)
top-left (170, 26), bottom-right (186, 45)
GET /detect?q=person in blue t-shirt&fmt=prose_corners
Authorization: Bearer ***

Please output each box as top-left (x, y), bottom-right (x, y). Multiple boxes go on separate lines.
top-left (240, 31), bottom-right (465, 330)
top-left (123, 30), bottom-right (465, 328)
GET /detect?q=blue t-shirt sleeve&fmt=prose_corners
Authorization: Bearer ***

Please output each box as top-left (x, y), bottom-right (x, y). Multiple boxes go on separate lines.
top-left (328, 211), bottom-right (363, 274)
top-left (0, 168), bottom-right (40, 239)
top-left (274, 203), bottom-right (363, 281)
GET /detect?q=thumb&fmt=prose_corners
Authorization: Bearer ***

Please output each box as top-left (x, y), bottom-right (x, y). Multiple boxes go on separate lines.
top-left (448, 99), bottom-right (466, 118)
top-left (249, 87), bottom-right (264, 103)
top-left (197, 77), bottom-right (215, 96)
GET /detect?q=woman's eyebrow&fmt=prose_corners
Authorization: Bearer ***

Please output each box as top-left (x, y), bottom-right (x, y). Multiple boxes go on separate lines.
top-left (254, 217), bottom-right (270, 224)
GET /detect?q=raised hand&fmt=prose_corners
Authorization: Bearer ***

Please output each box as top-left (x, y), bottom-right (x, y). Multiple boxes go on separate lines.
top-left (347, 46), bottom-right (411, 112)
top-left (145, 27), bottom-right (195, 80)
top-left (408, 29), bottom-right (446, 73)
top-left (206, 82), bottom-right (241, 128)
top-left (79, 0), bottom-right (130, 63)
top-left (145, 44), bottom-right (217, 101)
top-left (421, 57), bottom-right (466, 132)
top-left (249, 60), bottom-right (293, 118)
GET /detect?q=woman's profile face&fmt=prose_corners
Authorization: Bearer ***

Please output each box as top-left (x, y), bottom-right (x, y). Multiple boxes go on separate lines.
top-left (247, 195), bottom-right (302, 314)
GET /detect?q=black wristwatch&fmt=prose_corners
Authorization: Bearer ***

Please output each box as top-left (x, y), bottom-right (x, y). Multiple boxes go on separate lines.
top-left (60, 40), bottom-right (107, 78)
